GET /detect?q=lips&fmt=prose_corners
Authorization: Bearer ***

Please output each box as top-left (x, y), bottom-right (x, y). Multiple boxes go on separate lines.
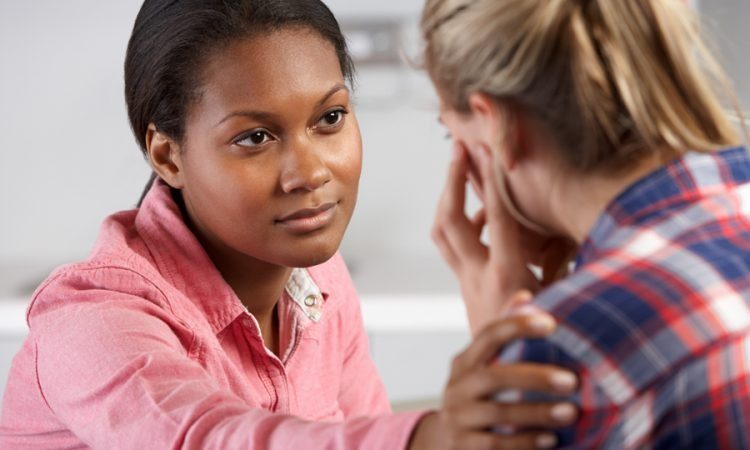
top-left (276, 202), bottom-right (338, 233)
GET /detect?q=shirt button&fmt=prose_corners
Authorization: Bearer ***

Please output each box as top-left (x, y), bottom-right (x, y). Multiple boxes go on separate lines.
top-left (304, 295), bottom-right (317, 307)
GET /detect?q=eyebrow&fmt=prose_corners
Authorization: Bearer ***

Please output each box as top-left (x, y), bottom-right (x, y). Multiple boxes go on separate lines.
top-left (216, 83), bottom-right (350, 127)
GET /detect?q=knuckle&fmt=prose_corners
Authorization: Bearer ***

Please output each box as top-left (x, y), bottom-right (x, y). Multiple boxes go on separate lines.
top-left (478, 367), bottom-right (500, 391)
top-left (518, 404), bottom-right (547, 426)
top-left (487, 364), bottom-right (513, 390)
top-left (446, 434), bottom-right (462, 450)
top-left (431, 226), bottom-right (443, 243)
top-left (450, 354), bottom-right (465, 373)
top-left (441, 407), bottom-right (456, 425)
top-left (485, 320), bottom-right (515, 344)
top-left (447, 209), bottom-right (465, 222)
top-left (490, 404), bottom-right (512, 425)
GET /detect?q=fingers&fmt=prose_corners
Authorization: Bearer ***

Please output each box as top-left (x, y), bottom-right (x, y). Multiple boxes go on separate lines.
top-left (432, 143), bottom-right (489, 268)
top-left (504, 288), bottom-right (534, 310)
top-left (451, 310), bottom-right (555, 376)
top-left (437, 306), bottom-right (579, 450)
top-left (411, 412), bottom-right (560, 450)
top-left (471, 208), bottom-right (486, 231)
top-left (443, 143), bottom-right (469, 225)
top-left (432, 143), bottom-right (468, 268)
top-left (470, 145), bottom-right (517, 268)
top-left (447, 399), bottom-right (578, 430)
top-left (467, 153), bottom-right (485, 201)
top-left (450, 363), bottom-right (578, 401)
top-left (433, 226), bottom-right (461, 269)
top-left (454, 431), bottom-right (559, 450)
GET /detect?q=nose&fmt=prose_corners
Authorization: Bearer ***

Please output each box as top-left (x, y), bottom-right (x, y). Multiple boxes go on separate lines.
top-left (279, 140), bottom-right (332, 194)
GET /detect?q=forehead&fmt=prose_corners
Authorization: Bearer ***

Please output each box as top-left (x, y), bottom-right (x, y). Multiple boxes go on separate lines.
top-left (195, 27), bottom-right (344, 115)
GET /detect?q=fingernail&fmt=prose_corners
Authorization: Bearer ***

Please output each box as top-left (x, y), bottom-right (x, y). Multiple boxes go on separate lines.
top-left (536, 434), bottom-right (557, 449)
top-left (528, 314), bottom-right (555, 333)
top-left (513, 289), bottom-right (533, 303)
top-left (550, 371), bottom-right (577, 392)
top-left (550, 403), bottom-right (577, 423)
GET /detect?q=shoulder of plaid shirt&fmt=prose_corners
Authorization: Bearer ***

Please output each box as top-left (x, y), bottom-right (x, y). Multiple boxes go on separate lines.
top-left (500, 146), bottom-right (750, 449)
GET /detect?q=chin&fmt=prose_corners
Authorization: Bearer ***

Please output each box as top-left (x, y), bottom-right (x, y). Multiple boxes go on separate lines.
top-left (277, 238), bottom-right (341, 268)
top-left (283, 249), bottom-right (337, 268)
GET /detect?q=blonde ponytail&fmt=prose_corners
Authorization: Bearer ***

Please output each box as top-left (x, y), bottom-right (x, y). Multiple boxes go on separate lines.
top-left (421, 0), bottom-right (744, 173)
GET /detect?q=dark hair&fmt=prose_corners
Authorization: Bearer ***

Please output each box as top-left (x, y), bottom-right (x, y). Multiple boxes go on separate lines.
top-left (125, 0), bottom-right (355, 204)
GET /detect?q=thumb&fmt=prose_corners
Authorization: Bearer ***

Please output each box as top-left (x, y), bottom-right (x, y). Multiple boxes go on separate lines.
top-left (500, 289), bottom-right (535, 316)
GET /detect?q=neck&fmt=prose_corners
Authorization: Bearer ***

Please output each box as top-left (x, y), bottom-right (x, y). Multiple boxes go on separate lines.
top-left (549, 154), bottom-right (664, 244)
top-left (216, 254), bottom-right (292, 319)
top-left (177, 191), bottom-right (289, 356)
top-left (207, 246), bottom-right (290, 356)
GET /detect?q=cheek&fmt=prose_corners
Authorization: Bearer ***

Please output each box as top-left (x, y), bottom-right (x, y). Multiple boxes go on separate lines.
top-left (331, 128), bottom-right (363, 189)
top-left (183, 151), bottom-right (278, 232)
top-left (342, 148), bottom-right (363, 186)
top-left (505, 169), bottom-right (543, 219)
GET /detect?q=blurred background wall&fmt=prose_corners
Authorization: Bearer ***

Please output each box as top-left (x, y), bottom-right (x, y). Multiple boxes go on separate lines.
top-left (0, 0), bottom-right (747, 407)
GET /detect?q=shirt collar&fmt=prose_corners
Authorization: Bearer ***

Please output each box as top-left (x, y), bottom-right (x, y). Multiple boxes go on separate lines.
top-left (577, 146), bottom-right (750, 266)
top-left (135, 178), bottom-right (330, 334)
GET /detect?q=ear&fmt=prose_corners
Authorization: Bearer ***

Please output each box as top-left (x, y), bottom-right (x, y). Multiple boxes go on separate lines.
top-left (467, 93), bottom-right (524, 172)
top-left (145, 124), bottom-right (185, 189)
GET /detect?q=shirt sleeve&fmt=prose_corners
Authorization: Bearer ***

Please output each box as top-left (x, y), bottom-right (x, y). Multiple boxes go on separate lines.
top-left (28, 272), bottom-right (423, 450)
top-left (321, 254), bottom-right (395, 417)
top-left (335, 286), bottom-right (393, 417)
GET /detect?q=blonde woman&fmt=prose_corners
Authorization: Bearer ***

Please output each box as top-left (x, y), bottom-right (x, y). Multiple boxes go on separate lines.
top-left (425, 0), bottom-right (750, 448)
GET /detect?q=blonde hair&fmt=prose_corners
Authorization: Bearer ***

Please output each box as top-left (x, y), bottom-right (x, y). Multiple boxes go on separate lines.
top-left (421, 0), bottom-right (744, 172)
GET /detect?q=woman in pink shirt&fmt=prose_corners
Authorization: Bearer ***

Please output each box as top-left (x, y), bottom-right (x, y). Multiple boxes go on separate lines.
top-left (0, 1), bottom-right (578, 448)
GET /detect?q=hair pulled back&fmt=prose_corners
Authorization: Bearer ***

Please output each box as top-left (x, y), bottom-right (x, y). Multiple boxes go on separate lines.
top-left (422, 0), bottom-right (742, 172)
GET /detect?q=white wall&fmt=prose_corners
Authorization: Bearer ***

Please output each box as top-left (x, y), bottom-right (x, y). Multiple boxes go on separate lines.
top-left (0, 1), bottom-right (150, 268)
top-left (701, 0), bottom-right (750, 109)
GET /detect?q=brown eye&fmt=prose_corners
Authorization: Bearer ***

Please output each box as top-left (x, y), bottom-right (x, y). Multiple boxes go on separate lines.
top-left (235, 129), bottom-right (273, 148)
top-left (317, 108), bottom-right (347, 128)
top-left (249, 131), bottom-right (267, 144)
top-left (324, 111), bottom-right (341, 125)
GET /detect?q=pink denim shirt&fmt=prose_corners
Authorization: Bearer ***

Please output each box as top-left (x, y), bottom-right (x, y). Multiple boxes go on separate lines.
top-left (0, 180), bottom-right (424, 449)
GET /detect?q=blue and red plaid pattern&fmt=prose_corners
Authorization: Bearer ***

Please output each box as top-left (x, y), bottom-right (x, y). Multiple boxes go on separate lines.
top-left (502, 147), bottom-right (750, 449)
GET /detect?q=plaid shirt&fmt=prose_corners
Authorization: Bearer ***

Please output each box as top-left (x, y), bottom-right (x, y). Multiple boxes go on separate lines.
top-left (503, 147), bottom-right (750, 449)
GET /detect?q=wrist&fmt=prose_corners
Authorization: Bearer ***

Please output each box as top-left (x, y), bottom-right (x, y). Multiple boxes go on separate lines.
top-left (407, 412), bottom-right (443, 450)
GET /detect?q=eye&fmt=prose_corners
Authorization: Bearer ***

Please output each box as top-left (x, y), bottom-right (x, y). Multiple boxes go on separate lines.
top-left (316, 108), bottom-right (348, 129)
top-left (235, 129), bottom-right (274, 147)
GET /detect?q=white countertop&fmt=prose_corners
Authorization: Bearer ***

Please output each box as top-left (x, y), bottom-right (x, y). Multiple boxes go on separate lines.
top-left (360, 294), bottom-right (467, 333)
top-left (0, 297), bottom-right (29, 336)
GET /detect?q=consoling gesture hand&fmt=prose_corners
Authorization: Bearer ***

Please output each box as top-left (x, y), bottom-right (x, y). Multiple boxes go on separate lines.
top-left (410, 301), bottom-right (579, 450)
top-left (432, 143), bottom-right (575, 334)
